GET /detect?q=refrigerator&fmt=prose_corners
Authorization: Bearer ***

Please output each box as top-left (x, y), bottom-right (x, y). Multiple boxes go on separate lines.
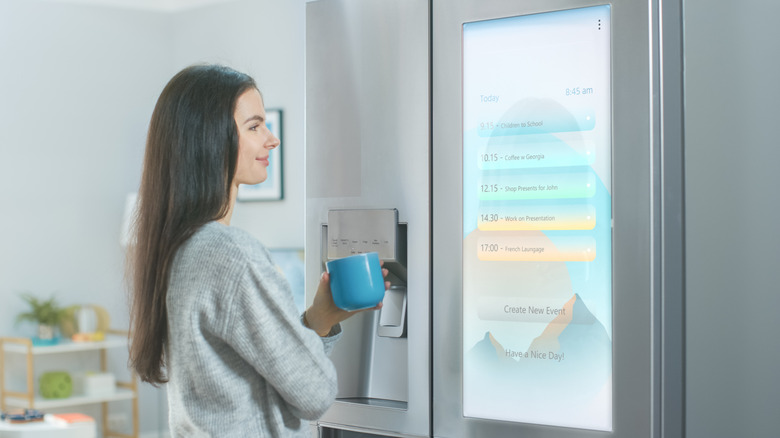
top-left (305, 1), bottom-right (684, 437)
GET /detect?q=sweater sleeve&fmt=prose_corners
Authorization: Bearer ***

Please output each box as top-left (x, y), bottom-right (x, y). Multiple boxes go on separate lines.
top-left (218, 258), bottom-right (341, 421)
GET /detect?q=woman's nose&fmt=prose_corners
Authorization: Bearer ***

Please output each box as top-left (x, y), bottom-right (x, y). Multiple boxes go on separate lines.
top-left (267, 134), bottom-right (280, 149)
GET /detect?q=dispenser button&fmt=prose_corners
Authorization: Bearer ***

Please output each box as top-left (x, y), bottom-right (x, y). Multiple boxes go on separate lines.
top-left (379, 287), bottom-right (406, 328)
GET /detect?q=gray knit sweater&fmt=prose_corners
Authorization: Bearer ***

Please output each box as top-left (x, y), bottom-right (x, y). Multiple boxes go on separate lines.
top-left (165, 221), bottom-right (340, 437)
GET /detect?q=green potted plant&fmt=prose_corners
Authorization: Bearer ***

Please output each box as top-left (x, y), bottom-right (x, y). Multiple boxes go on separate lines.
top-left (15, 293), bottom-right (69, 345)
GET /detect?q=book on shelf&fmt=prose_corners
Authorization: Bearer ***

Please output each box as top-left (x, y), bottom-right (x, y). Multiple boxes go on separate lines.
top-left (47, 412), bottom-right (95, 425)
top-left (1, 408), bottom-right (45, 424)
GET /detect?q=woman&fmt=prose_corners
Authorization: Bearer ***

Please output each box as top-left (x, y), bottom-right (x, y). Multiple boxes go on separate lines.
top-left (127, 64), bottom-right (384, 437)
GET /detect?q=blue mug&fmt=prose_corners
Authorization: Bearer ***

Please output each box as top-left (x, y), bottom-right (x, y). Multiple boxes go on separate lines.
top-left (326, 252), bottom-right (385, 311)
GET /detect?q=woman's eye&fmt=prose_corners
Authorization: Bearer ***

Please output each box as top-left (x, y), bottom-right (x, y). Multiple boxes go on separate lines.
top-left (249, 124), bottom-right (260, 131)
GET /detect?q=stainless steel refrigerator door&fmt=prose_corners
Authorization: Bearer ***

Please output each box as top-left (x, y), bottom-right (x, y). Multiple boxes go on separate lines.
top-left (433, 0), bottom-right (682, 437)
top-left (305, 0), bottom-right (431, 437)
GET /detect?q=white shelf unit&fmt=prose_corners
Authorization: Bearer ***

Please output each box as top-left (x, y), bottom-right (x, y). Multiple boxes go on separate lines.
top-left (3, 388), bottom-right (136, 410)
top-left (0, 331), bottom-right (139, 438)
top-left (2, 338), bottom-right (129, 355)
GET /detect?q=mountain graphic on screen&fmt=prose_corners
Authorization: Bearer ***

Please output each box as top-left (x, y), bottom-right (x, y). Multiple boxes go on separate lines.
top-left (466, 293), bottom-right (611, 398)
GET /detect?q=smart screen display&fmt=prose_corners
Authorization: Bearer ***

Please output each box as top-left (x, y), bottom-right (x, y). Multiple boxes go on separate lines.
top-left (462, 5), bottom-right (612, 431)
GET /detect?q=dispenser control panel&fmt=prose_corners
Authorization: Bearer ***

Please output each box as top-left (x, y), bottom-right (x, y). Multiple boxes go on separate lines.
top-left (327, 209), bottom-right (399, 260)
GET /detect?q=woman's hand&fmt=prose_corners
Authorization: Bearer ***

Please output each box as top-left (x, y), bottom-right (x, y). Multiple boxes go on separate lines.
top-left (304, 265), bottom-right (390, 337)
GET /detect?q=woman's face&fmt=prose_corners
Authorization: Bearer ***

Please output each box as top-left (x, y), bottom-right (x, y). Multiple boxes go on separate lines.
top-left (232, 88), bottom-right (280, 187)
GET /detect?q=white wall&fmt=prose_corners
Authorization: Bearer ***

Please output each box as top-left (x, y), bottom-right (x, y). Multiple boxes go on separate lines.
top-left (0, 0), bottom-right (169, 343)
top-left (684, 1), bottom-right (780, 437)
top-left (0, 0), bottom-right (306, 436)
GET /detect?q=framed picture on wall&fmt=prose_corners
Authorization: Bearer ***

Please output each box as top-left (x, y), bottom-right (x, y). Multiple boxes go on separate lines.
top-left (237, 108), bottom-right (283, 201)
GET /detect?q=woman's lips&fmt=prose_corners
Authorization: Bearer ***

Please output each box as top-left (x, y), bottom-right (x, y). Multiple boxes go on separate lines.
top-left (257, 157), bottom-right (269, 165)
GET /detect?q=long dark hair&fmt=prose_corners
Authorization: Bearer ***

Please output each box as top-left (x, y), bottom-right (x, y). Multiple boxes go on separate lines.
top-left (128, 64), bottom-right (257, 384)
